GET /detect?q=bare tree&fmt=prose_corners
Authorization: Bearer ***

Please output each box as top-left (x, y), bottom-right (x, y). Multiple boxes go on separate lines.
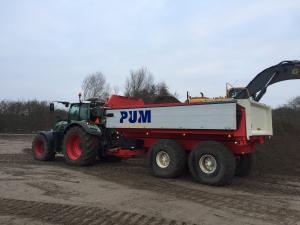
top-left (124, 67), bottom-right (154, 98)
top-left (124, 67), bottom-right (178, 103)
top-left (81, 72), bottom-right (110, 101)
top-left (156, 81), bottom-right (170, 96)
top-left (112, 85), bottom-right (120, 95)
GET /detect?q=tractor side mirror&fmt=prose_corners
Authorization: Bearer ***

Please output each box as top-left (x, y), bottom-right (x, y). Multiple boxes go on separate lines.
top-left (49, 103), bottom-right (55, 112)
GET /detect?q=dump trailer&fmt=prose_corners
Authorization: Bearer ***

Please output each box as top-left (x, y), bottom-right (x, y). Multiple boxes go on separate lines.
top-left (32, 60), bottom-right (300, 186)
top-left (104, 96), bottom-right (272, 185)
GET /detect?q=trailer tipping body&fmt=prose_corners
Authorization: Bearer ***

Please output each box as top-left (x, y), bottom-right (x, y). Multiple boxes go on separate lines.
top-left (106, 95), bottom-right (272, 156)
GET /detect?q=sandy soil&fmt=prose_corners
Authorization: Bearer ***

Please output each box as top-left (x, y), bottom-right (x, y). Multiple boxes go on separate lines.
top-left (0, 134), bottom-right (299, 225)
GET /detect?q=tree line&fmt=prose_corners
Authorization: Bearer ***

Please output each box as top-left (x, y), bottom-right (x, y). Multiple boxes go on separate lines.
top-left (0, 100), bottom-right (66, 133)
top-left (272, 96), bottom-right (300, 135)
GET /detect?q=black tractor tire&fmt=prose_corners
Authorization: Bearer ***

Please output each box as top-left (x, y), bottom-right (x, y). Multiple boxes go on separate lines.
top-left (63, 126), bottom-right (100, 166)
top-left (235, 153), bottom-right (254, 177)
top-left (32, 133), bottom-right (55, 161)
top-left (188, 141), bottom-right (236, 186)
top-left (150, 139), bottom-right (186, 178)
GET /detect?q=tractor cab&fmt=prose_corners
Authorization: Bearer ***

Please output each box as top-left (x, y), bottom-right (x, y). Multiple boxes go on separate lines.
top-left (68, 103), bottom-right (90, 121)
top-left (226, 86), bottom-right (248, 99)
top-left (50, 97), bottom-right (105, 124)
top-left (68, 102), bottom-right (105, 125)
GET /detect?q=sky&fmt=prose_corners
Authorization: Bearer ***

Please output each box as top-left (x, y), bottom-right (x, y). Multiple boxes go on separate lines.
top-left (0, 0), bottom-right (300, 107)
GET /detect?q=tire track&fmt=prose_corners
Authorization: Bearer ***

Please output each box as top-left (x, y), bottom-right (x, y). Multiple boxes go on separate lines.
top-left (232, 176), bottom-right (300, 196)
top-left (141, 182), bottom-right (299, 225)
top-left (0, 153), bottom-right (34, 162)
top-left (0, 198), bottom-right (197, 225)
top-left (1, 153), bottom-right (300, 224)
top-left (71, 162), bottom-right (300, 225)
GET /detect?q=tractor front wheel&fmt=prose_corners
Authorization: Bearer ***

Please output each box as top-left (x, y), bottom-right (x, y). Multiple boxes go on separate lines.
top-left (32, 134), bottom-right (55, 161)
top-left (63, 126), bottom-right (100, 166)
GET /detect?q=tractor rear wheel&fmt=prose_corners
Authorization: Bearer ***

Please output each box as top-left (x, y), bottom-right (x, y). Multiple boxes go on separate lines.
top-left (235, 153), bottom-right (254, 177)
top-left (32, 134), bottom-right (55, 161)
top-left (150, 139), bottom-right (186, 178)
top-left (63, 126), bottom-right (100, 166)
top-left (188, 141), bottom-right (235, 186)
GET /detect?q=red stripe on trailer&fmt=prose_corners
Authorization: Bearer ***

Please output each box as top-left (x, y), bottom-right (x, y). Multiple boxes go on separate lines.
top-left (107, 148), bottom-right (145, 158)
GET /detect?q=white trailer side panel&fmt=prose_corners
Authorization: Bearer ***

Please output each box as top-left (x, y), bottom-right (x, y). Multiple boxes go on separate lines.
top-left (106, 102), bottom-right (237, 130)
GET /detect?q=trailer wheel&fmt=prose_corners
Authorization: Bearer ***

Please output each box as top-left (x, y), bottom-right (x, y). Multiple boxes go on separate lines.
top-left (63, 126), bottom-right (100, 166)
top-left (235, 153), bottom-right (254, 177)
top-left (188, 141), bottom-right (235, 186)
top-left (150, 139), bottom-right (186, 178)
top-left (32, 134), bottom-right (55, 161)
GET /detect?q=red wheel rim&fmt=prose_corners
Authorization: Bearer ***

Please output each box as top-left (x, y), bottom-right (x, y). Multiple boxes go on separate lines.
top-left (35, 140), bottom-right (44, 157)
top-left (66, 135), bottom-right (82, 160)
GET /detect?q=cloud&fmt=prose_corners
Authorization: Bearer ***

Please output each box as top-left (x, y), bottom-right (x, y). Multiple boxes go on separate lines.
top-left (0, 0), bottom-right (300, 106)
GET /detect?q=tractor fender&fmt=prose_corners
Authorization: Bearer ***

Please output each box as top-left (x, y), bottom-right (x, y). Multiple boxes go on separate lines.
top-left (64, 121), bottom-right (102, 137)
top-left (38, 131), bottom-right (55, 149)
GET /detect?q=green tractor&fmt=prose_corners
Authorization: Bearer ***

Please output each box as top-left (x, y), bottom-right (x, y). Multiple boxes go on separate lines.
top-left (32, 97), bottom-right (116, 166)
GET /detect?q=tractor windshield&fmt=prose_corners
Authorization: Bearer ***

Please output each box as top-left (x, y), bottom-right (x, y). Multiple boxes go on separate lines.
top-left (69, 104), bottom-right (79, 121)
top-left (79, 104), bottom-right (90, 120)
top-left (69, 103), bottom-right (90, 121)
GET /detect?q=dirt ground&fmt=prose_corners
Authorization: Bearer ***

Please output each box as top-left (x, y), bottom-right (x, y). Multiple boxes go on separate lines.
top-left (0, 134), bottom-right (300, 225)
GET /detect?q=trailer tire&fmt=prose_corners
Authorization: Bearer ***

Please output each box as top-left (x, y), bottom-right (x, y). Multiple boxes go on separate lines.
top-left (188, 141), bottom-right (235, 186)
top-left (235, 153), bottom-right (254, 177)
top-left (63, 126), bottom-right (100, 166)
top-left (150, 139), bottom-right (186, 178)
top-left (32, 134), bottom-right (55, 161)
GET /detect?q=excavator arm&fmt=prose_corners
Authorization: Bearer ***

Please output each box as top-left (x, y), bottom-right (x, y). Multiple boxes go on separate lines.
top-left (234, 60), bottom-right (300, 101)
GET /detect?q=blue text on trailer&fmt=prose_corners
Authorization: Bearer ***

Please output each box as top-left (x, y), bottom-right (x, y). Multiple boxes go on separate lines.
top-left (120, 110), bottom-right (151, 123)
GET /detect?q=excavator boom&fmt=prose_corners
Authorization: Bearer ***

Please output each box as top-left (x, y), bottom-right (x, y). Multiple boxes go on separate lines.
top-left (234, 60), bottom-right (300, 101)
